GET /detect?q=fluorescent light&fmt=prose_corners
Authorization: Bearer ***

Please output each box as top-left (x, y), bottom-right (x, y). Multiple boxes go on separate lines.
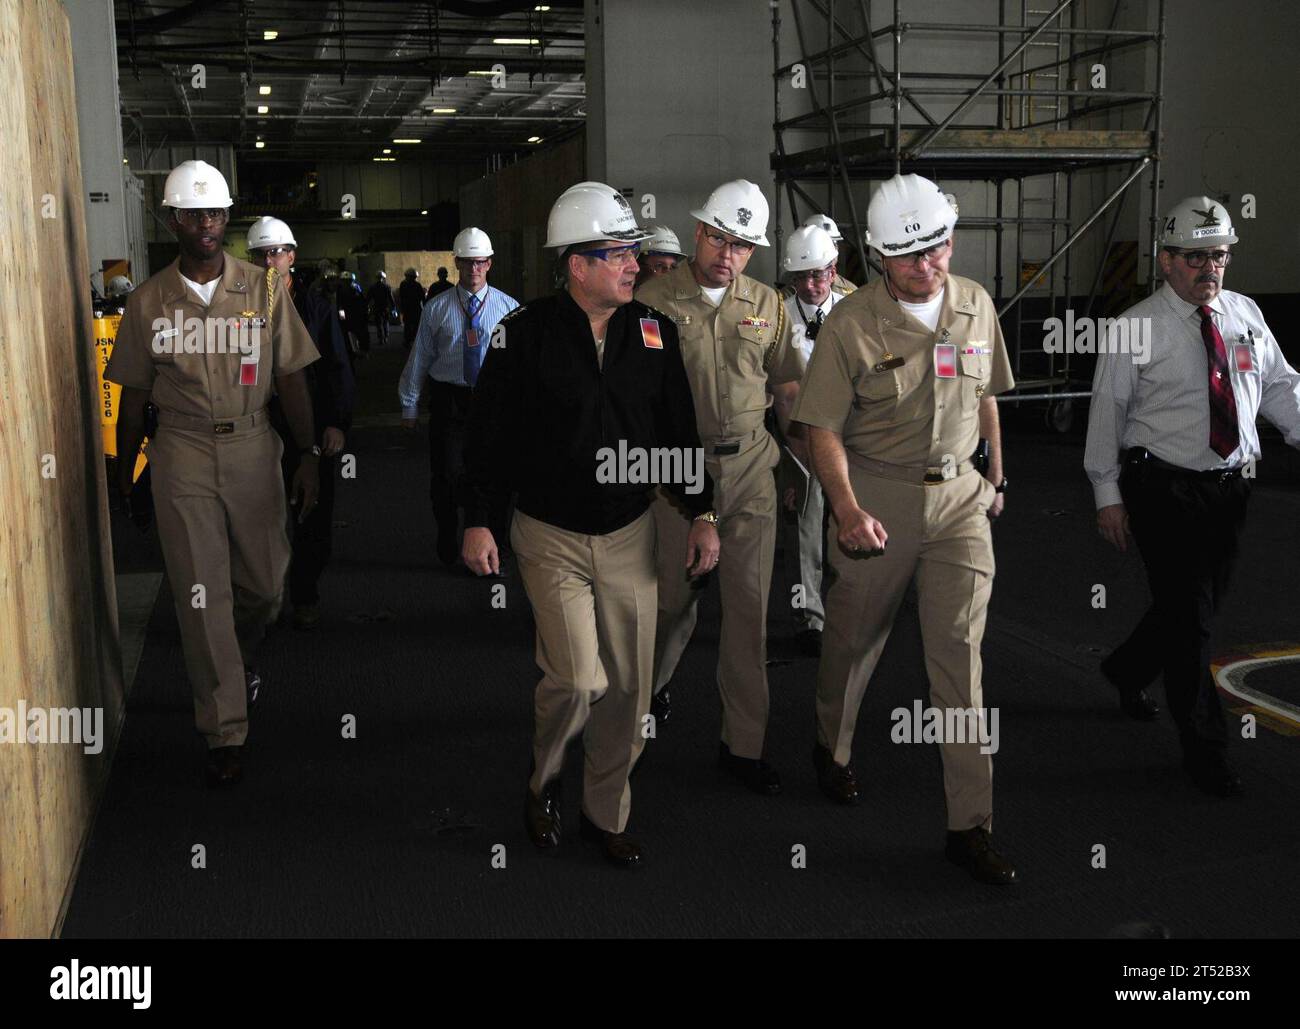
top-left (393, 138), bottom-right (422, 144)
top-left (431, 108), bottom-right (457, 114)
top-left (263, 29), bottom-right (278, 41)
top-left (420, 209), bottom-right (429, 216)
top-left (468, 70), bottom-right (497, 76)
top-left (382, 148), bottom-right (392, 154)
top-left (535, 4), bottom-right (551, 10)
top-left (493, 38), bottom-right (539, 45)
top-left (255, 141), bottom-right (265, 149)
top-left (527, 136), bottom-right (542, 143)
top-left (258, 84), bottom-right (272, 95)
top-left (373, 157), bottom-right (396, 162)
top-left (257, 105), bottom-right (269, 114)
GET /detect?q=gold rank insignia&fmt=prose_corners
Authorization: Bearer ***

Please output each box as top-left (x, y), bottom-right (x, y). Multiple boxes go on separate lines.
top-left (975, 384), bottom-right (986, 397)
top-left (241, 310), bottom-right (257, 318)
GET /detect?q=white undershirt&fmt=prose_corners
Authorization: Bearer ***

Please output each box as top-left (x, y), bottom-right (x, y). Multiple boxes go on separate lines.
top-left (181, 273), bottom-right (219, 306)
top-left (700, 284), bottom-right (728, 307)
top-left (897, 289), bottom-right (945, 333)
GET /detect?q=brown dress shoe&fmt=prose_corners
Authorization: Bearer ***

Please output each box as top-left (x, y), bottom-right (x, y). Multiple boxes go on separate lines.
top-left (579, 812), bottom-right (642, 868)
top-left (812, 743), bottom-right (860, 805)
top-left (718, 743), bottom-right (782, 796)
top-left (205, 745), bottom-right (243, 788)
top-left (945, 827), bottom-right (1018, 885)
top-left (525, 780), bottom-right (562, 849)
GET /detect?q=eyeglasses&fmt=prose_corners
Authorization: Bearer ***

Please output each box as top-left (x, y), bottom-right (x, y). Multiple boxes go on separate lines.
top-left (457, 258), bottom-right (491, 270)
top-left (579, 244), bottom-right (641, 265)
top-left (1167, 248), bottom-right (1232, 269)
top-left (702, 231), bottom-right (756, 255)
top-left (174, 208), bottom-right (229, 226)
top-left (257, 246), bottom-right (294, 258)
top-left (791, 267), bottom-right (834, 282)
top-left (890, 238), bottom-right (951, 267)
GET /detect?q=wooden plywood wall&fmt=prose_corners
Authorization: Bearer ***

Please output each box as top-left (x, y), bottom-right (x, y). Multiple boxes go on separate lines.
top-left (0, 0), bottom-right (124, 938)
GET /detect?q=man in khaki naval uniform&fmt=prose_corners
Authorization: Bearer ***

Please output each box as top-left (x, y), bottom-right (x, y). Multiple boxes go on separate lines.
top-left (801, 213), bottom-right (858, 293)
top-left (107, 160), bottom-right (322, 788)
top-left (792, 173), bottom-right (1019, 884)
top-left (636, 179), bottom-right (806, 795)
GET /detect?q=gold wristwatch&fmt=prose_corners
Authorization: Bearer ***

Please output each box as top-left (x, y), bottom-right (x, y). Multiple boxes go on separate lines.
top-left (694, 510), bottom-right (719, 525)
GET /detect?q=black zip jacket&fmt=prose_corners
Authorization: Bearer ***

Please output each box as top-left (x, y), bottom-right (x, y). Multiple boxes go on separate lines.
top-left (462, 290), bottom-right (714, 535)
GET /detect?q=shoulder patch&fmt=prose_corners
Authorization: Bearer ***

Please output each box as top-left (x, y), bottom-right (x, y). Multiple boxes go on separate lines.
top-left (498, 303), bottom-right (528, 324)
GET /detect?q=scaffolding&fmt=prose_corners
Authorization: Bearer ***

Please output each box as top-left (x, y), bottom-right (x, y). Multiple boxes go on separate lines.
top-left (771, 0), bottom-right (1165, 427)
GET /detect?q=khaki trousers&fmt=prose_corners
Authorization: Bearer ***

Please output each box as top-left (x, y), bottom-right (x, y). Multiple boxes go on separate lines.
top-left (512, 508), bottom-right (657, 834)
top-left (653, 432), bottom-right (779, 759)
top-left (817, 466), bottom-right (997, 831)
top-left (149, 421), bottom-right (289, 748)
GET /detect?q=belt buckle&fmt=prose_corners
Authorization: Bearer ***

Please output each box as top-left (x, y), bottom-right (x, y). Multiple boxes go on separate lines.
top-left (214, 422), bottom-right (235, 434)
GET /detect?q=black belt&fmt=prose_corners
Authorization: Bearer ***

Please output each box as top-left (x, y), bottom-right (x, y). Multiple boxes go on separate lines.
top-left (1124, 447), bottom-right (1244, 483)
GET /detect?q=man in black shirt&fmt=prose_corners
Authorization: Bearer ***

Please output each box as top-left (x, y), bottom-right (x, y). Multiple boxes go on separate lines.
top-left (462, 181), bottom-right (719, 868)
top-left (398, 268), bottom-right (425, 348)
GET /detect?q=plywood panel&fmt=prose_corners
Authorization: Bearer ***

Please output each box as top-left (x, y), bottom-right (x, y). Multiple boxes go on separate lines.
top-left (0, 0), bottom-right (124, 938)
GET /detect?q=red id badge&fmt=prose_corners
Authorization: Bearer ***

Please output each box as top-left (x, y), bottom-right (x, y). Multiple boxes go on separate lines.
top-left (466, 328), bottom-right (480, 348)
top-left (640, 318), bottom-right (663, 349)
top-left (1233, 343), bottom-right (1254, 372)
top-left (934, 343), bottom-right (957, 378)
top-left (239, 354), bottom-right (259, 386)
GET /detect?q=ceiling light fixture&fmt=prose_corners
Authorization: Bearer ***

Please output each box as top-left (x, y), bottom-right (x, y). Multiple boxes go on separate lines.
top-left (432, 108), bottom-right (457, 114)
top-left (263, 30), bottom-right (278, 41)
top-left (493, 38), bottom-right (539, 45)
top-left (255, 140), bottom-right (265, 149)
top-left (258, 85), bottom-right (272, 95)
top-left (257, 105), bottom-right (269, 114)
top-left (527, 136), bottom-right (542, 143)
top-left (393, 138), bottom-right (423, 144)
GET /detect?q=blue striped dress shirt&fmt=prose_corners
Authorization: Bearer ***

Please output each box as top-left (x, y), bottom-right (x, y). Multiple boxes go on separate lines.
top-left (398, 283), bottom-right (519, 416)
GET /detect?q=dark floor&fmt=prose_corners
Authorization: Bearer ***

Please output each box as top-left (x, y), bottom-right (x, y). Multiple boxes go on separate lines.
top-left (66, 341), bottom-right (1300, 938)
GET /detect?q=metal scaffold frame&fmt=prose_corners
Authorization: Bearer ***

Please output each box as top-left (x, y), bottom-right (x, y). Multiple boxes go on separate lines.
top-left (771, 0), bottom-right (1166, 424)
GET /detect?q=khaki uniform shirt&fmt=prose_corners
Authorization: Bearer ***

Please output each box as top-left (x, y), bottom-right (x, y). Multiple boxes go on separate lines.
top-left (793, 274), bottom-right (1014, 467)
top-left (636, 260), bottom-right (805, 442)
top-left (105, 255), bottom-right (318, 420)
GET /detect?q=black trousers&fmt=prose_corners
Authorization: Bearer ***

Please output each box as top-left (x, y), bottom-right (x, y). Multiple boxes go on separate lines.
top-left (427, 381), bottom-right (474, 552)
top-left (279, 445), bottom-right (338, 607)
top-left (427, 380), bottom-right (509, 554)
top-left (1111, 453), bottom-right (1251, 753)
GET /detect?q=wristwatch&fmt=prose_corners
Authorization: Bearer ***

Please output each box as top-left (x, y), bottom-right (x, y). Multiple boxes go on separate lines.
top-left (301, 445), bottom-right (322, 458)
top-left (693, 510), bottom-right (719, 525)
top-left (994, 477), bottom-right (1008, 494)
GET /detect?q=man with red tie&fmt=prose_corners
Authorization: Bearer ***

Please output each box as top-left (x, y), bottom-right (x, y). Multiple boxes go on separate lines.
top-left (1085, 197), bottom-right (1300, 796)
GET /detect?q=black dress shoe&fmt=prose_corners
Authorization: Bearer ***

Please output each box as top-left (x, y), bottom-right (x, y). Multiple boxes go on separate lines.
top-left (795, 627), bottom-right (823, 658)
top-left (719, 743), bottom-right (782, 796)
top-left (205, 745), bottom-right (243, 788)
top-left (244, 667), bottom-right (262, 710)
top-left (579, 812), bottom-right (642, 868)
top-left (650, 688), bottom-right (671, 726)
top-left (812, 743), bottom-right (860, 805)
top-left (945, 827), bottom-right (1019, 885)
top-left (525, 780), bottom-right (562, 849)
top-left (1183, 750), bottom-right (1244, 797)
top-left (1100, 656), bottom-right (1159, 720)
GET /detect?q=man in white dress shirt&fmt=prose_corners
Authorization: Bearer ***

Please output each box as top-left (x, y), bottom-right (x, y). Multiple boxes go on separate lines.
top-left (780, 224), bottom-right (853, 656)
top-left (1085, 197), bottom-right (1300, 796)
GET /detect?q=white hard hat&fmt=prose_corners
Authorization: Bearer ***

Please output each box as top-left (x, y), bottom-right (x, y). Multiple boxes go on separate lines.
top-left (865, 173), bottom-right (958, 256)
top-left (802, 213), bottom-right (844, 242)
top-left (246, 215), bottom-right (296, 250)
top-left (692, 179), bottom-right (770, 246)
top-left (1159, 196), bottom-right (1238, 248)
top-left (546, 181), bottom-right (652, 249)
top-left (162, 159), bottom-right (233, 209)
top-left (643, 224), bottom-right (686, 258)
top-left (106, 275), bottom-right (134, 297)
top-left (453, 227), bottom-right (494, 259)
top-left (783, 225), bottom-right (839, 273)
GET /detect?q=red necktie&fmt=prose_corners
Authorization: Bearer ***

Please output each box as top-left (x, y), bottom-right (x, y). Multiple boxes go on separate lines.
top-left (1197, 305), bottom-right (1239, 459)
